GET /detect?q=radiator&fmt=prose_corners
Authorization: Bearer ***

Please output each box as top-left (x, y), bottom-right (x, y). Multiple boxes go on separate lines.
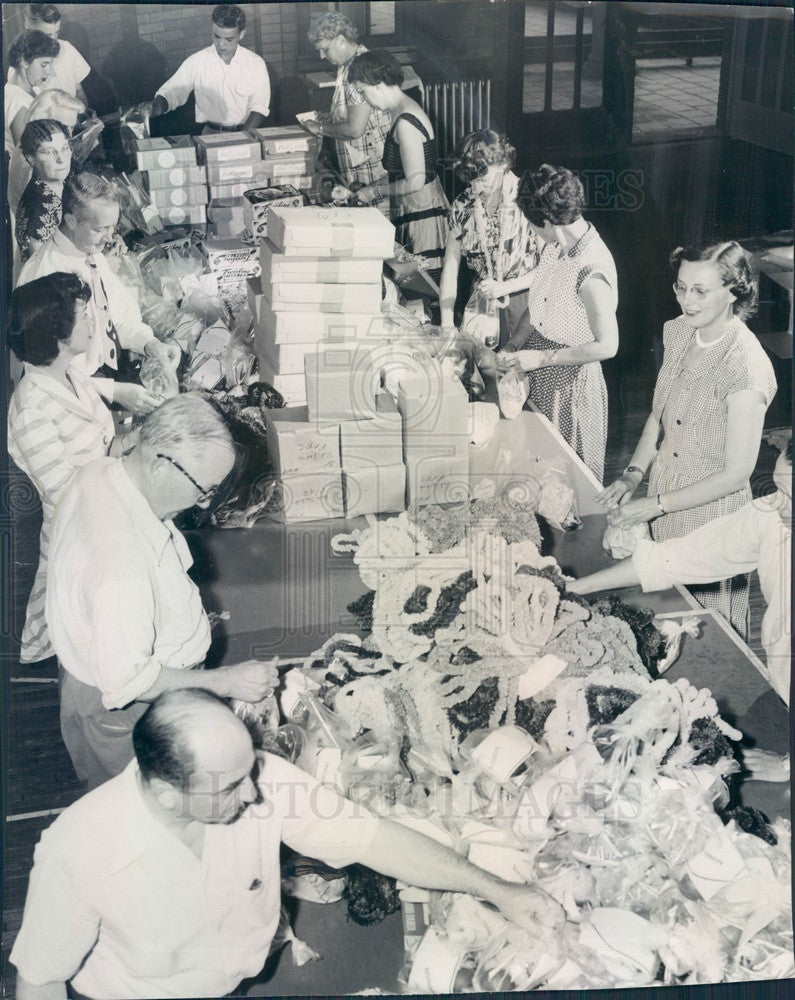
top-left (423, 80), bottom-right (492, 200)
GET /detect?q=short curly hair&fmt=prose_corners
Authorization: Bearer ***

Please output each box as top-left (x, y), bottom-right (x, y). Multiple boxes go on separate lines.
top-left (518, 164), bottom-right (585, 227)
top-left (669, 241), bottom-right (758, 320)
top-left (9, 29), bottom-right (59, 69)
top-left (19, 117), bottom-right (70, 160)
top-left (451, 130), bottom-right (516, 182)
top-left (348, 49), bottom-right (403, 88)
top-left (27, 4), bottom-right (61, 25)
top-left (308, 11), bottom-right (359, 45)
top-left (9, 272), bottom-right (91, 366)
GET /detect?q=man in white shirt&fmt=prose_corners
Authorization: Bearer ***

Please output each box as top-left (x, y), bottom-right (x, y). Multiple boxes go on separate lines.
top-left (569, 441), bottom-right (792, 705)
top-left (11, 689), bottom-right (563, 1000)
top-left (17, 170), bottom-right (176, 415)
top-left (150, 4), bottom-right (270, 132)
top-left (46, 394), bottom-right (280, 789)
top-left (15, 4), bottom-right (90, 102)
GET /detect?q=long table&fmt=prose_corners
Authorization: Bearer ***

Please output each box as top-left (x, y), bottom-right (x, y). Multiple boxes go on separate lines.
top-left (182, 410), bottom-right (788, 996)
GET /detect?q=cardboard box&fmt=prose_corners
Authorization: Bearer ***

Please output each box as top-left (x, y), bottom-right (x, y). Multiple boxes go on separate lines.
top-left (273, 470), bottom-right (344, 523)
top-left (206, 160), bottom-right (268, 185)
top-left (158, 204), bottom-right (207, 226)
top-left (207, 198), bottom-right (245, 235)
top-left (255, 338), bottom-right (323, 375)
top-left (263, 280), bottom-right (382, 314)
top-left (267, 206), bottom-right (395, 259)
top-left (143, 164), bottom-right (207, 189)
top-left (339, 393), bottom-right (403, 468)
top-left (259, 239), bottom-right (383, 286)
top-left (263, 407), bottom-right (340, 475)
top-left (343, 462), bottom-right (406, 518)
top-left (243, 186), bottom-right (304, 239)
top-left (148, 185), bottom-right (209, 208)
top-left (268, 174), bottom-right (315, 193)
top-left (210, 179), bottom-right (264, 201)
top-left (305, 346), bottom-right (379, 421)
top-left (398, 384), bottom-right (470, 461)
top-left (258, 367), bottom-right (307, 407)
top-left (135, 136), bottom-right (197, 171)
top-left (250, 125), bottom-right (321, 157)
top-left (194, 132), bottom-right (262, 164)
top-left (203, 238), bottom-right (259, 273)
top-left (259, 154), bottom-right (316, 181)
top-left (405, 453), bottom-right (470, 507)
top-left (258, 303), bottom-right (384, 344)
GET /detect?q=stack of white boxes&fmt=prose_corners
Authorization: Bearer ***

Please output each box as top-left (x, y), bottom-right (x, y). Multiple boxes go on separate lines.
top-left (249, 125), bottom-right (320, 196)
top-left (251, 206), bottom-right (393, 407)
top-left (396, 352), bottom-right (470, 507)
top-left (196, 132), bottom-right (267, 238)
top-left (135, 137), bottom-right (208, 227)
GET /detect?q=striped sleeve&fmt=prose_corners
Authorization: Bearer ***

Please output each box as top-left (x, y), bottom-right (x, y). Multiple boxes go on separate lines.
top-left (8, 396), bottom-right (80, 507)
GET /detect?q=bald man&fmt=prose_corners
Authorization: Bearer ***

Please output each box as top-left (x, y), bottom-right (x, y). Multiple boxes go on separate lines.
top-left (12, 690), bottom-right (564, 1000)
top-left (45, 394), bottom-right (278, 789)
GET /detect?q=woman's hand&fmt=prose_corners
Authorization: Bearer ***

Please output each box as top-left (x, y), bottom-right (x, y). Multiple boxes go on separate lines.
top-left (607, 495), bottom-right (660, 528)
top-left (478, 277), bottom-right (510, 302)
top-left (495, 349), bottom-right (522, 373)
top-left (113, 383), bottom-right (160, 416)
top-left (145, 338), bottom-right (181, 368)
top-left (354, 184), bottom-right (378, 205)
top-left (597, 469), bottom-right (643, 509)
top-left (512, 349), bottom-right (549, 372)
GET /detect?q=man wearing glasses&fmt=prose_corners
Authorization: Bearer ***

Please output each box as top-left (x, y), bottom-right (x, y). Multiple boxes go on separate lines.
top-left (45, 394), bottom-right (279, 790)
top-left (12, 690), bottom-right (563, 1000)
top-left (17, 170), bottom-right (177, 416)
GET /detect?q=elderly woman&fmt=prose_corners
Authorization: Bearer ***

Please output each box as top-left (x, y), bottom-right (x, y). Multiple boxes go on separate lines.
top-left (15, 119), bottom-right (72, 262)
top-left (439, 129), bottom-right (539, 348)
top-left (7, 272), bottom-right (137, 664)
top-left (306, 11), bottom-right (390, 211)
top-left (348, 49), bottom-right (449, 280)
top-left (500, 164), bottom-right (619, 482)
top-left (601, 241), bottom-right (776, 637)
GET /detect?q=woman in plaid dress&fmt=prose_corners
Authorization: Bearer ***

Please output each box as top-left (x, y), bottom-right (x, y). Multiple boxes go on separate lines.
top-left (603, 241), bottom-right (776, 637)
top-left (498, 165), bottom-right (619, 482)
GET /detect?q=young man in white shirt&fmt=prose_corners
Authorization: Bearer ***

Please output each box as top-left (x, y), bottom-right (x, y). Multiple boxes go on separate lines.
top-left (11, 689), bottom-right (563, 1000)
top-left (150, 4), bottom-right (270, 132)
top-left (17, 4), bottom-right (90, 102)
top-left (569, 439), bottom-right (792, 706)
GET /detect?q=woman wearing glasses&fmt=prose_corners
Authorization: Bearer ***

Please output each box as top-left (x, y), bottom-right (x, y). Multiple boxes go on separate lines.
top-left (601, 241), bottom-right (776, 638)
top-left (7, 272), bottom-right (138, 665)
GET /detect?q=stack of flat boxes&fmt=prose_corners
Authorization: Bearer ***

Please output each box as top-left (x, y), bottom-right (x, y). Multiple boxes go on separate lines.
top-left (249, 125), bottom-right (320, 197)
top-left (395, 353), bottom-right (470, 506)
top-left (135, 137), bottom-right (208, 227)
top-left (196, 131), bottom-right (266, 238)
top-left (250, 205), bottom-right (393, 407)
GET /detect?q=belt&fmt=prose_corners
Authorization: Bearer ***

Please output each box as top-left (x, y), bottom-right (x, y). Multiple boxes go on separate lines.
top-left (205, 122), bottom-right (246, 132)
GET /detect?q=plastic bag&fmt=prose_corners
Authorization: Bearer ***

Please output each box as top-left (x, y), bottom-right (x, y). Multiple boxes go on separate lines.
top-left (231, 693), bottom-right (280, 746)
top-left (602, 521), bottom-right (650, 559)
top-left (139, 352), bottom-right (179, 401)
top-left (497, 369), bottom-right (529, 420)
top-left (69, 112), bottom-right (104, 166)
top-left (461, 286), bottom-right (500, 348)
top-left (537, 465), bottom-right (579, 530)
top-left (269, 904), bottom-right (322, 965)
top-left (340, 732), bottom-right (412, 813)
top-left (473, 924), bottom-right (564, 991)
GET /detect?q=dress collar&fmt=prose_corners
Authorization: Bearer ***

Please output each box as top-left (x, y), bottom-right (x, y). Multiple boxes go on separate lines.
top-left (560, 222), bottom-right (594, 260)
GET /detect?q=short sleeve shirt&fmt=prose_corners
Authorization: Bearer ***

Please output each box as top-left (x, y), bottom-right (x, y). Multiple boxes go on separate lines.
top-left (10, 755), bottom-right (379, 999)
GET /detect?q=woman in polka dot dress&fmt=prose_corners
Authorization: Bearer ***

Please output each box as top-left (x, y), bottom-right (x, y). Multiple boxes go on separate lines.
top-left (602, 241), bottom-right (776, 638)
top-left (498, 165), bottom-right (619, 483)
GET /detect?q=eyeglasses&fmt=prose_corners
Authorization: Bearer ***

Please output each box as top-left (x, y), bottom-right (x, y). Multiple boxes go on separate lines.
top-left (156, 452), bottom-right (217, 504)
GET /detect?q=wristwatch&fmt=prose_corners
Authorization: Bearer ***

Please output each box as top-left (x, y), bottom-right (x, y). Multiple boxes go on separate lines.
top-left (623, 465), bottom-right (643, 478)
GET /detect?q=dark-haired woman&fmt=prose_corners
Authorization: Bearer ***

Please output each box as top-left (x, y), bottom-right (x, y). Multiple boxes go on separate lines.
top-left (348, 49), bottom-right (449, 280)
top-left (602, 241), bottom-right (776, 636)
top-left (15, 118), bottom-right (71, 262)
top-left (439, 129), bottom-right (539, 348)
top-left (7, 272), bottom-right (137, 663)
top-left (501, 164), bottom-right (619, 482)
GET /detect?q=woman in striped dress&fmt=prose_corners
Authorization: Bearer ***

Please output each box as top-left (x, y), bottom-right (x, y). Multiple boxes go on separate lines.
top-left (499, 165), bottom-right (619, 482)
top-left (602, 241), bottom-right (776, 638)
top-left (8, 272), bottom-right (138, 664)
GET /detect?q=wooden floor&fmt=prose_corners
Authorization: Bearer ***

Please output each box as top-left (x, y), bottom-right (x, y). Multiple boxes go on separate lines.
top-left (1, 356), bottom-right (784, 997)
